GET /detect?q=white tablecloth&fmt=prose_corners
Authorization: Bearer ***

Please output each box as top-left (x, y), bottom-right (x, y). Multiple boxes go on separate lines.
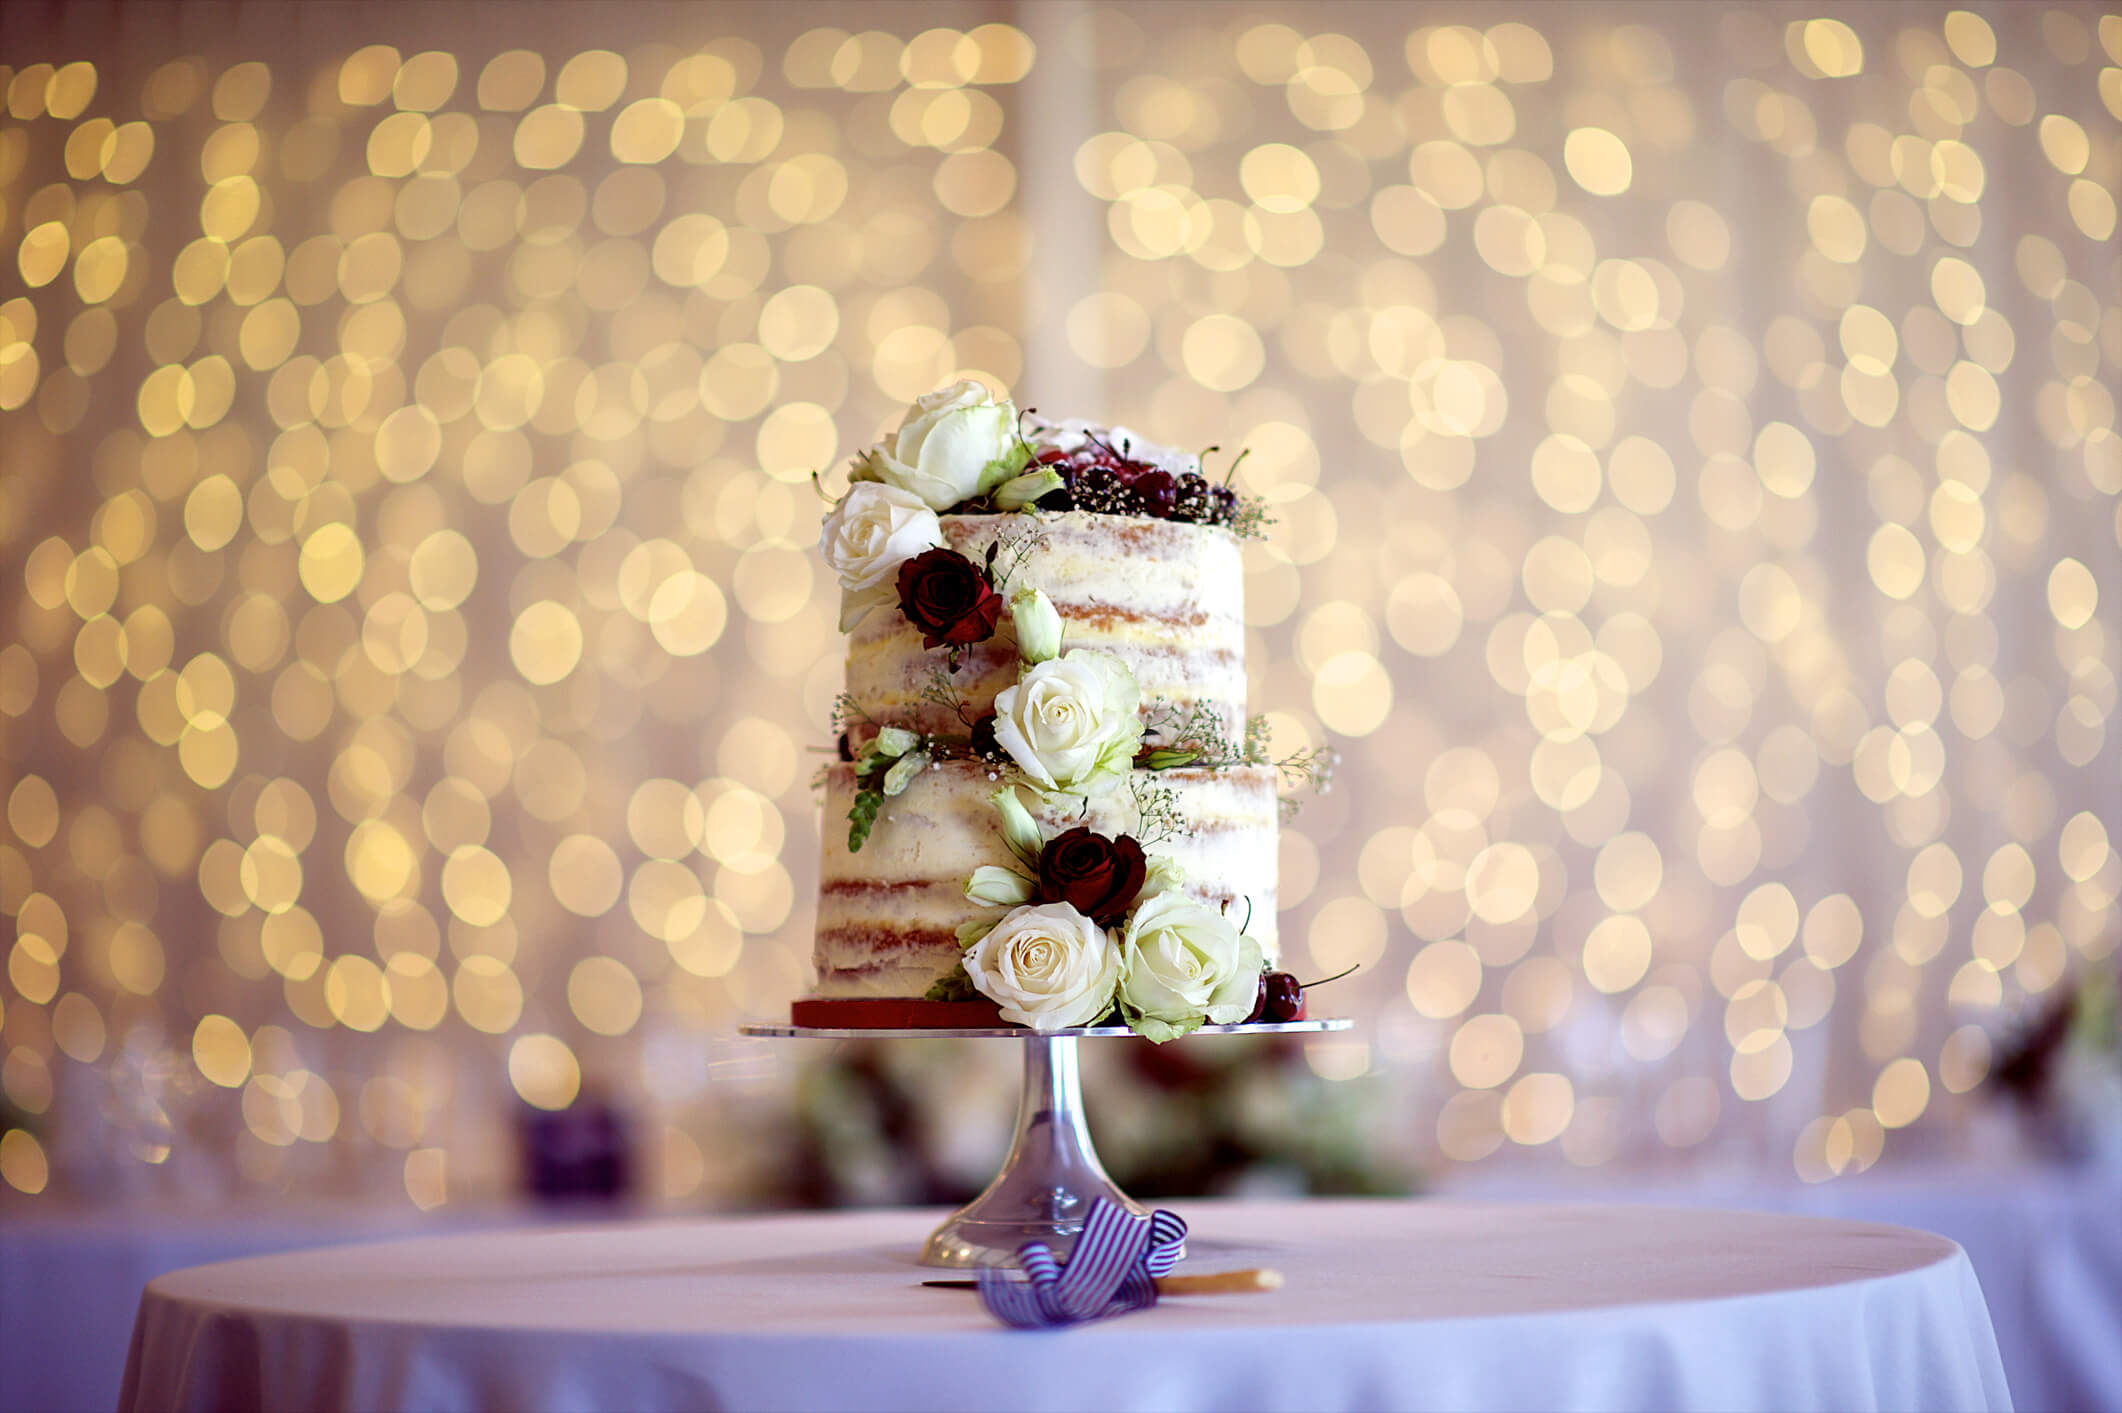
top-left (1441, 1163), bottom-right (2120, 1412)
top-left (0, 1205), bottom-right (484, 1413)
top-left (120, 1199), bottom-right (2011, 1413)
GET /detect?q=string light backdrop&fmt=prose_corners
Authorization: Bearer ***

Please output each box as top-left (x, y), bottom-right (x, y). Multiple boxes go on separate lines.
top-left (0, 3), bottom-right (2114, 1207)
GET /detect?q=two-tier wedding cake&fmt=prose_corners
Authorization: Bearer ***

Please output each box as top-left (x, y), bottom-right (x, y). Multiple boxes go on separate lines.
top-left (799, 382), bottom-right (1323, 1039)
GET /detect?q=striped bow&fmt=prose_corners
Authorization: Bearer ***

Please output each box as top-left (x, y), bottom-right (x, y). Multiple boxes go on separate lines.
top-left (975, 1199), bottom-right (1188, 1329)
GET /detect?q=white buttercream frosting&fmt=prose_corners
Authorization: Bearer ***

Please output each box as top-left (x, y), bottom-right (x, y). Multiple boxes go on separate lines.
top-left (1024, 415), bottom-right (1202, 477)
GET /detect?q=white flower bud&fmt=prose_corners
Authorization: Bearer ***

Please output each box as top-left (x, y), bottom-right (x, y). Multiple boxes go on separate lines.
top-left (1009, 586), bottom-right (1063, 665)
top-left (989, 785), bottom-right (1044, 869)
top-left (874, 726), bottom-right (921, 757)
top-left (881, 750), bottom-right (929, 796)
top-left (964, 865), bottom-right (1035, 908)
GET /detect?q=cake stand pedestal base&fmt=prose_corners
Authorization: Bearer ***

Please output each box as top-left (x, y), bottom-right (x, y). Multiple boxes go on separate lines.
top-left (920, 1034), bottom-right (1139, 1267)
top-left (740, 1017), bottom-right (1350, 1267)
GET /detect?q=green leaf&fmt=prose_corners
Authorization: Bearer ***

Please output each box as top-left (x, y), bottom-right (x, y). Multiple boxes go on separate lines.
top-left (846, 788), bottom-right (883, 853)
top-left (1126, 1011), bottom-right (1203, 1045)
top-left (924, 964), bottom-right (980, 1002)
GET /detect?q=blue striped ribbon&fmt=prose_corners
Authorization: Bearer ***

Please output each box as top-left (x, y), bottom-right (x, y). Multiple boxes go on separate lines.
top-left (975, 1199), bottom-right (1188, 1329)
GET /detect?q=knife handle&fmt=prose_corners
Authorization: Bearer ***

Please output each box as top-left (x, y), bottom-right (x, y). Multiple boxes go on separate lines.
top-left (1155, 1267), bottom-right (1283, 1295)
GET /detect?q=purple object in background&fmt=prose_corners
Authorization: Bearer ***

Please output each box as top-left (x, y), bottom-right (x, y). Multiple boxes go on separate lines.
top-left (520, 1094), bottom-right (633, 1204)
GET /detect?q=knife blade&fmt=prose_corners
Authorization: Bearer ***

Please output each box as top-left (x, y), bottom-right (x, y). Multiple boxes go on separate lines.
top-left (921, 1267), bottom-right (1283, 1295)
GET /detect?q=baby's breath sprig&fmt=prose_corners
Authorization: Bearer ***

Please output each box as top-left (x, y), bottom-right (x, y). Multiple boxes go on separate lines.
top-left (918, 664), bottom-right (974, 725)
top-left (983, 522), bottom-right (1049, 594)
top-left (1275, 744), bottom-right (1339, 822)
top-left (1137, 701), bottom-right (1251, 770)
top-left (831, 692), bottom-right (877, 737)
top-left (1129, 773), bottom-right (1190, 847)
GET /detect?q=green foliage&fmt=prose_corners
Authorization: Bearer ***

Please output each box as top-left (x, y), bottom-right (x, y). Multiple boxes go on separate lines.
top-left (846, 787), bottom-right (882, 853)
top-left (923, 964), bottom-right (980, 1002)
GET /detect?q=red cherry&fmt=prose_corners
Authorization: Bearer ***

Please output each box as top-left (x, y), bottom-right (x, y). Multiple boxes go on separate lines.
top-left (1263, 972), bottom-right (1303, 1022)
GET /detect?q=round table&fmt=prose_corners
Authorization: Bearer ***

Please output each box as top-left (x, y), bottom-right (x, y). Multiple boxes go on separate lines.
top-left (120, 1199), bottom-right (2011, 1413)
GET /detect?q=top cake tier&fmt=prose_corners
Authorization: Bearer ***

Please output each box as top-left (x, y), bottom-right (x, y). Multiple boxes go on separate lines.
top-left (842, 510), bottom-right (1247, 740)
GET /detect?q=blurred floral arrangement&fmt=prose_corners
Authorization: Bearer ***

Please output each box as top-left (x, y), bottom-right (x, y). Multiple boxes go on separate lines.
top-left (1988, 965), bottom-right (2121, 1166)
top-left (745, 1036), bottom-right (1410, 1210)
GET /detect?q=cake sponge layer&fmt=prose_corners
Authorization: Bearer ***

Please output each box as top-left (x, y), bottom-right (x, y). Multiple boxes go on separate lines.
top-left (814, 759), bottom-right (1280, 998)
top-left (843, 511), bottom-right (1247, 741)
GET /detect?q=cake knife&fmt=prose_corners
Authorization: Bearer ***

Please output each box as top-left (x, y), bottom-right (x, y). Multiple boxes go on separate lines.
top-left (921, 1267), bottom-right (1283, 1294)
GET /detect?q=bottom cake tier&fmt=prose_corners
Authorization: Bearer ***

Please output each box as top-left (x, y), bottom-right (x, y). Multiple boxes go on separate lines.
top-left (813, 758), bottom-right (1280, 1000)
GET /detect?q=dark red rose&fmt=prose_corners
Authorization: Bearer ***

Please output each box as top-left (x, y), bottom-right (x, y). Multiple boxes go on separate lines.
top-left (969, 714), bottom-right (1007, 762)
top-left (896, 548), bottom-right (1003, 649)
top-left (1035, 827), bottom-right (1148, 928)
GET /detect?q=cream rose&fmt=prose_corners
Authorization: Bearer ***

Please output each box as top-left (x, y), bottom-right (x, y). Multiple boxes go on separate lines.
top-left (991, 649), bottom-right (1143, 795)
top-left (1117, 890), bottom-right (1263, 1042)
top-left (963, 902), bottom-right (1122, 1032)
top-left (851, 380), bottom-right (1023, 512)
top-left (819, 482), bottom-right (944, 629)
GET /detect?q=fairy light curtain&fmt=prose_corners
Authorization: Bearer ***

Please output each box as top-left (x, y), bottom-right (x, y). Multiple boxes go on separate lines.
top-left (0, 2), bottom-right (2115, 1205)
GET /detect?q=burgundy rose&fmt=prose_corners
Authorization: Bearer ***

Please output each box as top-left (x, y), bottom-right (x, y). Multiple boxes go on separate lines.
top-left (896, 548), bottom-right (1003, 649)
top-left (1035, 827), bottom-right (1148, 929)
top-left (969, 714), bottom-right (1007, 762)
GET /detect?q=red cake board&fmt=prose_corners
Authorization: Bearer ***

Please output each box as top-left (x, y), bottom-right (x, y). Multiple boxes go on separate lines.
top-left (789, 996), bottom-right (1006, 1029)
top-left (786, 996), bottom-right (1307, 1028)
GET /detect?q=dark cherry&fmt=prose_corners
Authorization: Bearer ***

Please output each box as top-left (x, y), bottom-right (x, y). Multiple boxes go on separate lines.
top-left (1244, 971), bottom-right (1269, 1023)
top-left (836, 731), bottom-right (855, 762)
top-left (1209, 484), bottom-right (1239, 524)
top-left (969, 714), bottom-right (1006, 762)
top-left (1134, 469), bottom-right (1177, 517)
top-left (1262, 972), bottom-right (1304, 1022)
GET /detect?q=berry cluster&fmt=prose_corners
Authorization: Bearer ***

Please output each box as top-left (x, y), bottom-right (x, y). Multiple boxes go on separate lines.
top-left (1030, 442), bottom-right (1243, 527)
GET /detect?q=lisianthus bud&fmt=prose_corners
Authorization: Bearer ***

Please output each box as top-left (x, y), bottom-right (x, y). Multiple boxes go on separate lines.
top-left (874, 726), bottom-right (921, 757)
top-left (990, 785), bottom-right (1044, 869)
top-left (881, 750), bottom-right (929, 796)
top-left (1010, 585), bottom-right (1063, 665)
top-left (965, 864), bottom-right (1035, 908)
top-left (992, 467), bottom-right (1064, 511)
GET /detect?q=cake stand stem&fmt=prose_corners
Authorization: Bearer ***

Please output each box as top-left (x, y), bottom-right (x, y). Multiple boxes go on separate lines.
top-left (919, 1034), bottom-right (1145, 1268)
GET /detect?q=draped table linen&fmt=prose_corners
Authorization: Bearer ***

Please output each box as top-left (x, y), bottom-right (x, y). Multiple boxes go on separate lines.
top-left (120, 1198), bottom-right (2011, 1413)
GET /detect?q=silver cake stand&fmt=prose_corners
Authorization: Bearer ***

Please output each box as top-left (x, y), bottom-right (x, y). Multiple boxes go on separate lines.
top-left (740, 1019), bottom-right (1351, 1267)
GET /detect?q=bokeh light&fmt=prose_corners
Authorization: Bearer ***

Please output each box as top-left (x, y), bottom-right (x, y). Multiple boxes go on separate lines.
top-left (1, 7), bottom-right (2117, 1209)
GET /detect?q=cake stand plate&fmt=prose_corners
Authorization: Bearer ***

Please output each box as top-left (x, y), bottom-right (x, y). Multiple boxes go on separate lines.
top-left (739, 1019), bottom-right (1351, 1268)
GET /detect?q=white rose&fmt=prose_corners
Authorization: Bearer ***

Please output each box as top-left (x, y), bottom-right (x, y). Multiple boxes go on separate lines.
top-left (853, 380), bottom-right (1023, 512)
top-left (1118, 890), bottom-right (1263, 1042)
top-left (992, 649), bottom-right (1143, 794)
top-left (963, 902), bottom-right (1122, 1032)
top-left (819, 483), bottom-right (944, 629)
